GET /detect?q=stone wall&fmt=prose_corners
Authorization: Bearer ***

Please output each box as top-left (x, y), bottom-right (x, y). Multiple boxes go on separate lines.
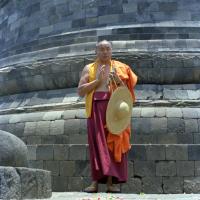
top-left (0, 107), bottom-right (200, 146)
top-left (27, 144), bottom-right (200, 193)
top-left (0, 85), bottom-right (199, 193)
top-left (0, 0), bottom-right (200, 96)
top-left (0, 0), bottom-right (200, 58)
top-left (1, 52), bottom-right (200, 96)
top-left (0, 85), bottom-right (200, 146)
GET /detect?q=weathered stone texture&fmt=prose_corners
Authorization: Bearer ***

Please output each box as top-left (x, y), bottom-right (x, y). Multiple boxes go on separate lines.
top-left (0, 167), bottom-right (51, 199)
top-left (0, 130), bottom-right (28, 167)
top-left (27, 144), bottom-right (200, 193)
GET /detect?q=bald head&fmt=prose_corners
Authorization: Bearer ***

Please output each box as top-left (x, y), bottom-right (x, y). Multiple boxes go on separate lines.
top-left (96, 40), bottom-right (112, 49)
top-left (95, 40), bottom-right (112, 63)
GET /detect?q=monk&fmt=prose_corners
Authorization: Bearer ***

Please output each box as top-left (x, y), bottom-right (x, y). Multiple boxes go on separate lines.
top-left (78, 40), bottom-right (137, 193)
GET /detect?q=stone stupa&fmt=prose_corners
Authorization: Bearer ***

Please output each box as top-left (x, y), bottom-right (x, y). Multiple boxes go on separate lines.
top-left (0, 0), bottom-right (200, 193)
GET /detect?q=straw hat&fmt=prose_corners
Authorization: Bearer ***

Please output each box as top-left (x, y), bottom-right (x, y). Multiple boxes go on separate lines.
top-left (106, 86), bottom-right (133, 135)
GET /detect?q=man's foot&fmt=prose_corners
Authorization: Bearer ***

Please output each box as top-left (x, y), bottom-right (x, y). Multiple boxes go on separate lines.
top-left (84, 182), bottom-right (98, 193)
top-left (106, 184), bottom-right (121, 193)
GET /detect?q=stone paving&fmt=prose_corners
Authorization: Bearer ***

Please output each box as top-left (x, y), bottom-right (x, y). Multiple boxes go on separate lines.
top-left (47, 192), bottom-right (200, 200)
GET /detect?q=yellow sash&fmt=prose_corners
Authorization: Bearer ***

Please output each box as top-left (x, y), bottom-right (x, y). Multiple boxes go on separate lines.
top-left (85, 60), bottom-right (113, 118)
top-left (85, 62), bottom-right (96, 118)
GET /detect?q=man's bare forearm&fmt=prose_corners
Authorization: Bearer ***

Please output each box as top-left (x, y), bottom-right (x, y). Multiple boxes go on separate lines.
top-left (78, 79), bottom-right (100, 97)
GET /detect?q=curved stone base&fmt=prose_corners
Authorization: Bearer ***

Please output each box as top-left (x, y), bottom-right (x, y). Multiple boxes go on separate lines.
top-left (1, 50), bottom-right (200, 96)
top-left (0, 167), bottom-right (51, 199)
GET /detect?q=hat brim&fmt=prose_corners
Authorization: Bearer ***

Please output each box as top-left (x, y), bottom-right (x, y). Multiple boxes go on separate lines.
top-left (106, 86), bottom-right (133, 135)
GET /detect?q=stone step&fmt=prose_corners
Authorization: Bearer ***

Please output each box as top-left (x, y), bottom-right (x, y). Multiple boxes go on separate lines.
top-left (2, 24), bottom-right (200, 59)
top-left (27, 144), bottom-right (200, 193)
top-left (0, 85), bottom-right (200, 112)
top-left (1, 40), bottom-right (200, 69)
top-left (4, 132), bottom-right (200, 145)
top-left (1, 50), bottom-right (200, 95)
top-left (0, 107), bottom-right (199, 145)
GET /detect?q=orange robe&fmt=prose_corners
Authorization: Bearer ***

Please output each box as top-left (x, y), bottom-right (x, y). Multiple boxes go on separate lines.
top-left (85, 59), bottom-right (137, 162)
top-left (106, 60), bottom-right (137, 162)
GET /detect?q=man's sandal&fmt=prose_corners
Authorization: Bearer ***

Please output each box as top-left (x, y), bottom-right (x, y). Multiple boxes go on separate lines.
top-left (106, 185), bottom-right (121, 193)
top-left (83, 185), bottom-right (98, 193)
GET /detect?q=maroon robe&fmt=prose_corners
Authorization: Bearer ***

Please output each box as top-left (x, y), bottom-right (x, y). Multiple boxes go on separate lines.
top-left (87, 91), bottom-right (128, 184)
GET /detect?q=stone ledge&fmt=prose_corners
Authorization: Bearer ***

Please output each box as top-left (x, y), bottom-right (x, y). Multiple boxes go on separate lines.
top-left (0, 166), bottom-right (51, 199)
top-left (2, 100), bottom-right (200, 115)
top-left (0, 107), bottom-right (199, 145)
top-left (0, 85), bottom-right (200, 113)
top-left (27, 144), bottom-right (200, 193)
top-left (1, 41), bottom-right (200, 68)
top-left (1, 23), bottom-right (200, 59)
top-left (0, 52), bottom-right (200, 95)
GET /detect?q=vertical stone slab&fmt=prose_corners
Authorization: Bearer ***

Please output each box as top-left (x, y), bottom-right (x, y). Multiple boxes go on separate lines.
top-left (0, 167), bottom-right (21, 200)
top-left (16, 167), bottom-right (37, 199)
top-left (36, 169), bottom-right (52, 198)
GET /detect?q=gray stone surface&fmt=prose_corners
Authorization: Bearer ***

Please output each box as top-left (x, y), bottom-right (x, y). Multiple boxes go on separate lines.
top-left (36, 145), bottom-right (54, 160)
top-left (195, 161), bottom-right (200, 176)
top-left (36, 121), bottom-right (50, 136)
top-left (36, 168), bottom-right (52, 198)
top-left (69, 145), bottom-right (87, 160)
top-left (0, 130), bottom-right (28, 167)
top-left (0, 166), bottom-right (21, 200)
top-left (177, 161), bottom-right (194, 176)
top-left (0, 167), bottom-right (51, 199)
top-left (166, 108), bottom-right (182, 118)
top-left (121, 178), bottom-right (142, 194)
top-left (67, 177), bottom-right (84, 191)
top-left (146, 145), bottom-right (165, 160)
top-left (134, 161), bottom-right (156, 177)
top-left (52, 176), bottom-right (68, 192)
top-left (59, 161), bottom-right (75, 177)
top-left (17, 167), bottom-right (38, 199)
top-left (156, 161), bottom-right (176, 177)
top-left (27, 144), bottom-right (200, 193)
top-left (27, 145), bottom-right (37, 160)
top-left (1, 54), bottom-right (200, 95)
top-left (142, 177), bottom-right (163, 194)
top-left (54, 145), bottom-right (69, 160)
top-left (167, 118), bottom-right (185, 134)
top-left (163, 177), bottom-right (183, 194)
top-left (50, 120), bottom-right (64, 135)
top-left (184, 177), bottom-right (200, 193)
top-left (24, 122), bottom-right (37, 135)
top-left (166, 145), bottom-right (188, 161)
top-left (1, 105), bottom-right (200, 145)
top-left (185, 119), bottom-right (199, 133)
top-left (0, 85), bottom-right (200, 113)
top-left (141, 107), bottom-right (155, 118)
top-left (188, 145), bottom-right (200, 160)
top-left (150, 118), bottom-right (167, 134)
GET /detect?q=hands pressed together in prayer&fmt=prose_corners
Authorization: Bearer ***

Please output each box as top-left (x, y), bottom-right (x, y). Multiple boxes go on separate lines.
top-left (96, 65), bottom-right (124, 89)
top-left (97, 65), bottom-right (123, 85)
top-left (96, 65), bottom-right (107, 84)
